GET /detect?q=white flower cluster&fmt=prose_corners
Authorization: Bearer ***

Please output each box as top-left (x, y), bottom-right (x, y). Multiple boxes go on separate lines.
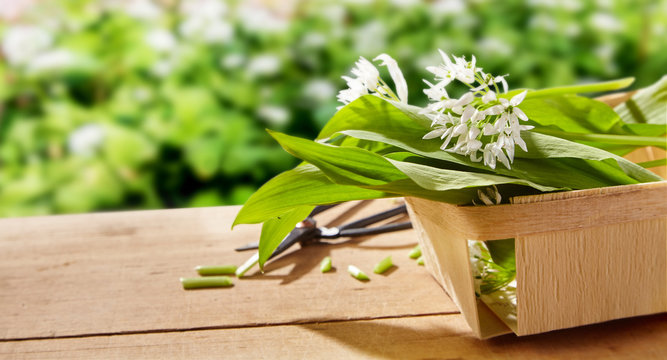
top-left (336, 50), bottom-right (532, 170)
top-left (421, 50), bottom-right (532, 169)
top-left (337, 54), bottom-right (408, 110)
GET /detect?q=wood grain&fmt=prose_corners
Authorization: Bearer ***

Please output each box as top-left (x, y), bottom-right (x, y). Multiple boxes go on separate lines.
top-left (0, 200), bottom-right (456, 341)
top-left (406, 181), bottom-right (667, 241)
top-left (516, 217), bottom-right (667, 335)
top-left (407, 180), bottom-right (667, 337)
top-left (2, 313), bottom-right (666, 359)
top-left (405, 198), bottom-right (513, 339)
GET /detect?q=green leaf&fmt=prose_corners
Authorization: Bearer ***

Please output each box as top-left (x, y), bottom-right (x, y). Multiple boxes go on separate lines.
top-left (184, 137), bottom-right (223, 179)
top-left (521, 95), bottom-right (623, 134)
top-left (320, 96), bottom-right (661, 186)
top-left (270, 129), bottom-right (405, 186)
top-left (258, 205), bottom-right (314, 269)
top-left (269, 130), bottom-right (564, 200)
top-left (524, 77), bottom-right (634, 98)
top-left (623, 123), bottom-right (667, 137)
top-left (520, 132), bottom-right (662, 183)
top-left (485, 239), bottom-right (515, 272)
top-left (615, 75), bottom-right (667, 125)
top-left (233, 164), bottom-right (392, 226)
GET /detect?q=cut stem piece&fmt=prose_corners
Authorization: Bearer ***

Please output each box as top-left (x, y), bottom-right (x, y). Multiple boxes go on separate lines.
top-left (409, 245), bottom-right (422, 259)
top-left (181, 276), bottom-right (233, 289)
top-left (348, 265), bottom-right (370, 281)
top-left (236, 253), bottom-right (259, 278)
top-left (373, 256), bottom-right (394, 274)
top-left (196, 265), bottom-right (238, 276)
top-left (320, 256), bottom-right (333, 273)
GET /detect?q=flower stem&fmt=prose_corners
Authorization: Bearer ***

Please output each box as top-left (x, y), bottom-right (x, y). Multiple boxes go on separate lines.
top-left (637, 158), bottom-right (666, 168)
top-left (533, 128), bottom-right (667, 148)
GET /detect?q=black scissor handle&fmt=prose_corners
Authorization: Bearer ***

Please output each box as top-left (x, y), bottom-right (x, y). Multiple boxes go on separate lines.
top-left (338, 221), bottom-right (412, 238)
top-left (337, 204), bottom-right (407, 231)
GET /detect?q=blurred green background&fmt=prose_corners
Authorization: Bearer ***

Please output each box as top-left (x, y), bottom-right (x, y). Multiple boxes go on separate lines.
top-left (1, 0), bottom-right (665, 217)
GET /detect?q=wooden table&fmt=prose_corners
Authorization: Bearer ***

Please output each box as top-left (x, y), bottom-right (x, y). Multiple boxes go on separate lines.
top-left (1, 199), bottom-right (666, 359)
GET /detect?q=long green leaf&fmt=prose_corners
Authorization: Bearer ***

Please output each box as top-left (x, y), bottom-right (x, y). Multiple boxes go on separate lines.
top-left (485, 239), bottom-right (515, 271)
top-left (258, 206), bottom-right (314, 269)
top-left (320, 96), bottom-right (661, 186)
top-left (615, 75), bottom-right (667, 125)
top-left (520, 132), bottom-right (662, 182)
top-left (270, 130), bottom-right (563, 199)
top-left (525, 77), bottom-right (634, 98)
top-left (520, 95), bottom-right (623, 134)
top-left (233, 164), bottom-right (392, 226)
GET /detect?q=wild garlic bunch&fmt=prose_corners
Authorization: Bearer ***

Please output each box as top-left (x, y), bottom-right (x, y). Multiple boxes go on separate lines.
top-left (236, 49), bottom-right (664, 270)
top-left (337, 50), bottom-right (533, 170)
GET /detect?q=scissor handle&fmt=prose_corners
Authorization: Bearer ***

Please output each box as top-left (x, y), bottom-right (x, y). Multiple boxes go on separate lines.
top-left (337, 204), bottom-right (408, 231)
top-left (309, 203), bottom-right (340, 217)
top-left (338, 221), bottom-right (412, 238)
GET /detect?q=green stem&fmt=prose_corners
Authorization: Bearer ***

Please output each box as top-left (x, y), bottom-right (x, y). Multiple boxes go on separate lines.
top-left (235, 253), bottom-right (259, 278)
top-left (196, 265), bottom-right (238, 276)
top-left (180, 276), bottom-right (233, 289)
top-left (637, 158), bottom-right (666, 168)
top-left (373, 256), bottom-right (394, 274)
top-left (533, 128), bottom-right (667, 148)
top-left (526, 77), bottom-right (635, 98)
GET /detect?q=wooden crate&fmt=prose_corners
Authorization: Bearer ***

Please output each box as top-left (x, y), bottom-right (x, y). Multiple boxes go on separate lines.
top-left (406, 179), bottom-right (667, 338)
top-left (405, 91), bottom-right (667, 338)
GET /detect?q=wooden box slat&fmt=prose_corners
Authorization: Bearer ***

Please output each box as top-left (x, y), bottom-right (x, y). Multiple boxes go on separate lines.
top-left (406, 180), bottom-right (667, 338)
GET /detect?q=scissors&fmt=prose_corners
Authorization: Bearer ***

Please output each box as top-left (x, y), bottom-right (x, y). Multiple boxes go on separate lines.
top-left (235, 202), bottom-right (412, 276)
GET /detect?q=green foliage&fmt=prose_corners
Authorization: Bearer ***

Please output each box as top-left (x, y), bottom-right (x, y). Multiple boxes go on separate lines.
top-left (1, 0), bottom-right (666, 216)
top-left (235, 79), bottom-right (664, 269)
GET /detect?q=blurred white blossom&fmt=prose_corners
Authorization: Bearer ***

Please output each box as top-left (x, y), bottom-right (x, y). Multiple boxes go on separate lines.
top-left (68, 124), bottom-right (106, 157)
top-left (529, 13), bottom-right (557, 32)
top-left (564, 23), bottom-right (582, 37)
top-left (257, 105), bottom-right (289, 127)
top-left (477, 37), bottom-right (512, 57)
top-left (431, 0), bottom-right (466, 16)
top-left (303, 79), bottom-right (336, 103)
top-left (247, 54), bottom-right (281, 77)
top-left (590, 12), bottom-right (623, 33)
top-left (390, 0), bottom-right (419, 8)
top-left (320, 4), bottom-right (346, 25)
top-left (122, 0), bottom-right (162, 20)
top-left (354, 21), bottom-right (387, 55)
top-left (178, 0), bottom-right (233, 44)
top-left (237, 3), bottom-right (288, 33)
top-left (27, 49), bottom-right (77, 73)
top-left (180, 0), bottom-right (227, 19)
top-left (2, 25), bottom-right (53, 66)
top-left (301, 32), bottom-right (327, 49)
top-left (220, 53), bottom-right (245, 70)
top-left (151, 59), bottom-right (173, 77)
top-left (145, 29), bottom-right (177, 53)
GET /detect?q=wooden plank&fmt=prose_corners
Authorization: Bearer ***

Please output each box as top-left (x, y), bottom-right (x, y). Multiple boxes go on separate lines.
top-left (0, 200), bottom-right (457, 340)
top-left (407, 197), bottom-right (515, 339)
top-left (517, 217), bottom-right (667, 335)
top-left (405, 181), bottom-right (667, 240)
top-left (1, 313), bottom-right (666, 359)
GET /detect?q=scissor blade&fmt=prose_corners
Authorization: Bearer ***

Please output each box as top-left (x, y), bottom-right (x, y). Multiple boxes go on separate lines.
top-left (235, 242), bottom-right (259, 251)
top-left (268, 226), bottom-right (319, 260)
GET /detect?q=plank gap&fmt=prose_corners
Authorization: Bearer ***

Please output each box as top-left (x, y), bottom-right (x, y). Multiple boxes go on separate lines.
top-left (0, 311), bottom-right (460, 343)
